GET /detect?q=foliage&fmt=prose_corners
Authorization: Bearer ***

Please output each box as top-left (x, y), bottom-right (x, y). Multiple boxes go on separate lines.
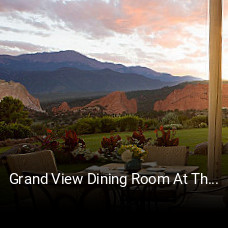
top-left (70, 116), bottom-right (144, 134)
top-left (162, 112), bottom-right (180, 125)
top-left (98, 135), bottom-right (122, 160)
top-left (198, 122), bottom-right (208, 128)
top-left (154, 126), bottom-right (179, 147)
top-left (100, 116), bottom-right (116, 132)
top-left (184, 115), bottom-right (208, 128)
top-left (38, 129), bottom-right (60, 152)
top-left (116, 116), bottom-right (143, 132)
top-left (30, 123), bottom-right (47, 136)
top-left (71, 117), bottom-right (101, 134)
top-left (127, 127), bottom-right (151, 148)
top-left (62, 130), bottom-right (85, 152)
top-left (118, 144), bottom-right (148, 160)
top-left (37, 129), bottom-right (98, 164)
top-left (0, 122), bottom-right (33, 140)
top-left (0, 96), bottom-right (32, 125)
top-left (163, 124), bottom-right (183, 130)
top-left (143, 118), bottom-right (159, 130)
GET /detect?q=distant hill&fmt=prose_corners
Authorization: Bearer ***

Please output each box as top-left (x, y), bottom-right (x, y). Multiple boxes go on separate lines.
top-left (154, 82), bottom-right (228, 111)
top-left (0, 67), bottom-right (168, 94)
top-left (126, 82), bottom-right (196, 112)
top-left (41, 81), bottom-right (207, 113)
top-left (0, 50), bottom-right (202, 95)
top-left (52, 91), bottom-right (137, 115)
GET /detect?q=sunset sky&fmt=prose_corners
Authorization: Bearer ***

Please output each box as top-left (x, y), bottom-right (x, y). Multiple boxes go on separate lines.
top-left (1, 0), bottom-right (228, 79)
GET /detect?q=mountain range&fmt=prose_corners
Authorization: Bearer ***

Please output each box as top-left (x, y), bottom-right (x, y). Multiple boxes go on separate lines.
top-left (0, 50), bottom-right (202, 95)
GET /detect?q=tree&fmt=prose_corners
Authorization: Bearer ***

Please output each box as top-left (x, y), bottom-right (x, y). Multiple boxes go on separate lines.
top-left (0, 96), bottom-right (32, 125)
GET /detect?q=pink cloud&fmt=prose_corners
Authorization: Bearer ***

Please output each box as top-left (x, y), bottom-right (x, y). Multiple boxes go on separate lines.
top-left (0, 0), bottom-right (208, 37)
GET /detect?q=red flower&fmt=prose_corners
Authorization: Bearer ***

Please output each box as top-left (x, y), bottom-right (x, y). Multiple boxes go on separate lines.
top-left (159, 126), bottom-right (164, 131)
top-left (47, 129), bottom-right (52, 134)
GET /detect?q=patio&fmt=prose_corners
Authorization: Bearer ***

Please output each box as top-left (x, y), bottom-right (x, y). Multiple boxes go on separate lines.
top-left (0, 0), bottom-right (228, 213)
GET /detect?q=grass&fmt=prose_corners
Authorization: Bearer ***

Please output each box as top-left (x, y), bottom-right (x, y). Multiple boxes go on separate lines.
top-left (81, 127), bottom-right (228, 152)
top-left (81, 128), bottom-right (228, 175)
top-left (1, 128), bottom-right (226, 154)
top-left (1, 128), bottom-right (228, 206)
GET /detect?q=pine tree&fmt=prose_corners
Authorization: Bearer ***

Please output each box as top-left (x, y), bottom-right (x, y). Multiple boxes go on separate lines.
top-left (0, 96), bottom-right (32, 125)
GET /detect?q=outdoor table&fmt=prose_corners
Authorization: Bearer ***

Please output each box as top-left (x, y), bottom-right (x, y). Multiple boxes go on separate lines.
top-left (101, 163), bottom-right (199, 175)
top-left (22, 164), bottom-right (199, 211)
top-left (94, 163), bottom-right (199, 210)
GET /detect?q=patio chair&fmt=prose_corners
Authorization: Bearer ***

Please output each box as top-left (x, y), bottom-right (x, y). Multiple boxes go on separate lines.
top-left (143, 145), bottom-right (188, 166)
top-left (3, 150), bottom-right (113, 211)
top-left (3, 150), bottom-right (59, 209)
top-left (140, 145), bottom-right (189, 210)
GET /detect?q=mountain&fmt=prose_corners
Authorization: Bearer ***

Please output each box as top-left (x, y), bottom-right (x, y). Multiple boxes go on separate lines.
top-left (116, 66), bottom-right (200, 83)
top-left (0, 50), bottom-right (201, 77)
top-left (83, 91), bottom-right (137, 114)
top-left (0, 80), bottom-right (44, 112)
top-left (0, 50), bottom-right (202, 95)
top-left (43, 81), bottom-right (201, 113)
top-left (153, 83), bottom-right (228, 111)
top-left (0, 67), bottom-right (168, 94)
top-left (52, 91), bottom-right (137, 115)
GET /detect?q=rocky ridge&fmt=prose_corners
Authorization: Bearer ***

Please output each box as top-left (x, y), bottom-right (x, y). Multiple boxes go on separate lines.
top-left (154, 84), bottom-right (228, 111)
top-left (0, 80), bottom-right (44, 112)
top-left (52, 91), bottom-right (137, 115)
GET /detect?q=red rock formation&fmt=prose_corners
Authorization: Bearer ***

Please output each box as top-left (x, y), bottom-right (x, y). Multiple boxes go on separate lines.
top-left (154, 83), bottom-right (228, 111)
top-left (52, 91), bottom-right (137, 115)
top-left (52, 102), bottom-right (71, 113)
top-left (0, 80), bottom-right (44, 112)
top-left (84, 91), bottom-right (137, 114)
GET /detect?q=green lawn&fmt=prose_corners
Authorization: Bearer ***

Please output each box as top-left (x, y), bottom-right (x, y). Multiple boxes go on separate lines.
top-left (80, 128), bottom-right (228, 175)
top-left (2, 127), bottom-right (228, 154)
top-left (1, 128), bottom-right (228, 206)
top-left (81, 128), bottom-right (210, 152)
top-left (81, 127), bottom-right (228, 152)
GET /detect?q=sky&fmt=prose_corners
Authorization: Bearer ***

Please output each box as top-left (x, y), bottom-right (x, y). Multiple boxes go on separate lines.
top-left (0, 0), bottom-right (228, 79)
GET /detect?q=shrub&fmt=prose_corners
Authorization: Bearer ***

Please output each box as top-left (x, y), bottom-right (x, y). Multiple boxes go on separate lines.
top-left (154, 126), bottom-right (179, 147)
top-left (62, 130), bottom-right (85, 152)
top-left (99, 135), bottom-right (122, 160)
top-left (30, 123), bottom-right (47, 136)
top-left (72, 118), bottom-right (101, 134)
top-left (198, 122), bottom-right (208, 128)
top-left (127, 127), bottom-right (151, 148)
top-left (116, 116), bottom-right (143, 132)
top-left (185, 115), bottom-right (208, 128)
top-left (100, 116), bottom-right (116, 133)
top-left (10, 123), bottom-right (33, 139)
top-left (0, 122), bottom-right (33, 140)
top-left (162, 112), bottom-right (180, 125)
top-left (37, 129), bottom-right (98, 164)
top-left (0, 122), bottom-right (12, 140)
top-left (163, 124), bottom-right (183, 130)
top-left (143, 119), bottom-right (159, 130)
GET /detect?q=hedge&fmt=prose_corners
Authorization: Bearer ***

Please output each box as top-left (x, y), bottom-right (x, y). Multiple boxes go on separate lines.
top-left (70, 116), bottom-right (144, 135)
top-left (0, 122), bottom-right (33, 140)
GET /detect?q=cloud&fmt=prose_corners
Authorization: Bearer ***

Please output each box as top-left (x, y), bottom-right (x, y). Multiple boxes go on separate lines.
top-left (0, 0), bottom-right (210, 77)
top-left (0, 25), bottom-right (50, 36)
top-left (0, 40), bottom-right (49, 54)
top-left (88, 52), bottom-right (131, 64)
top-left (0, 0), bottom-right (46, 12)
top-left (0, 0), bottom-right (208, 39)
